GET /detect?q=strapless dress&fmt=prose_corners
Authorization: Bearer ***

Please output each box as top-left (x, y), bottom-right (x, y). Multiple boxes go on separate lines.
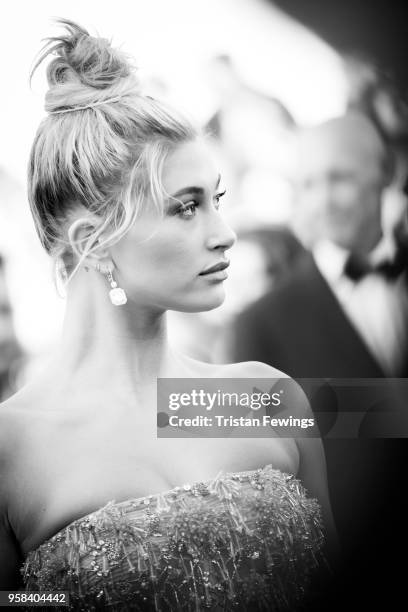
top-left (21, 465), bottom-right (325, 611)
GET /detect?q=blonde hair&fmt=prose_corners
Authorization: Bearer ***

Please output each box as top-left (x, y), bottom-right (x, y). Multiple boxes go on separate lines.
top-left (29, 19), bottom-right (198, 282)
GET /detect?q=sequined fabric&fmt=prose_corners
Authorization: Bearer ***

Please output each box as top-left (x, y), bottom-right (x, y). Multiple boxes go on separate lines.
top-left (21, 465), bottom-right (325, 611)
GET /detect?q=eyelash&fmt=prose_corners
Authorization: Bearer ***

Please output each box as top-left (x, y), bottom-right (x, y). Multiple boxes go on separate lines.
top-left (177, 190), bottom-right (226, 219)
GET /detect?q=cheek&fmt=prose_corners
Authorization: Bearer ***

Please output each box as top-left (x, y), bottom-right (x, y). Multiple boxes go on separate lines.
top-left (149, 238), bottom-right (195, 276)
top-left (128, 231), bottom-right (199, 285)
top-left (153, 241), bottom-right (192, 268)
top-left (331, 183), bottom-right (358, 207)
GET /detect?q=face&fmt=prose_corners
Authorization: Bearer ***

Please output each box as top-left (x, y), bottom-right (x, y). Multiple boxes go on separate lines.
top-left (110, 140), bottom-right (236, 312)
top-left (294, 123), bottom-right (385, 253)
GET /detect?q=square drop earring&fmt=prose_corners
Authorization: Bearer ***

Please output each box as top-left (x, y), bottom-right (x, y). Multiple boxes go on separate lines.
top-left (106, 270), bottom-right (127, 306)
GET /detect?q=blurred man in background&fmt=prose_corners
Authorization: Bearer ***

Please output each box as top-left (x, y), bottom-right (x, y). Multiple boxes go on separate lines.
top-left (226, 111), bottom-right (408, 559)
top-left (229, 111), bottom-right (408, 376)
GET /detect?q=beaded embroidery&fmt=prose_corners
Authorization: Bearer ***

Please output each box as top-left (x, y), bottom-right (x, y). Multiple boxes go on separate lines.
top-left (21, 465), bottom-right (325, 611)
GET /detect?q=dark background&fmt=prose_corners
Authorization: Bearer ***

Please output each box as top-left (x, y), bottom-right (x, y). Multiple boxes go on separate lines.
top-left (274, 0), bottom-right (408, 94)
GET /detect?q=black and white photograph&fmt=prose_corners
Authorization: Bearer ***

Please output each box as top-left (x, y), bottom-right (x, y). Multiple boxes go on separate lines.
top-left (1, 1), bottom-right (407, 610)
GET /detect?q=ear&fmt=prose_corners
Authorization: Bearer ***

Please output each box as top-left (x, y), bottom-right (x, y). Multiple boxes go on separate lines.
top-left (67, 216), bottom-right (114, 273)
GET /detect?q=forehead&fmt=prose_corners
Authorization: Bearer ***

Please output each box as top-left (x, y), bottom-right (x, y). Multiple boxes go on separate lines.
top-left (162, 140), bottom-right (219, 194)
top-left (296, 121), bottom-right (383, 178)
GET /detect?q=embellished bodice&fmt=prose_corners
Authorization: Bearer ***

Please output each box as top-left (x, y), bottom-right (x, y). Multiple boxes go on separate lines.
top-left (21, 465), bottom-right (325, 611)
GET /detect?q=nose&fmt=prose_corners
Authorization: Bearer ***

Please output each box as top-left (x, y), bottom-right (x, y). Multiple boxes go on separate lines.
top-left (307, 180), bottom-right (331, 208)
top-left (205, 210), bottom-right (237, 251)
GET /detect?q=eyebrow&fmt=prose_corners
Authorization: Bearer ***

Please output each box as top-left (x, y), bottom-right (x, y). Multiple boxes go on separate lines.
top-left (169, 174), bottom-right (221, 199)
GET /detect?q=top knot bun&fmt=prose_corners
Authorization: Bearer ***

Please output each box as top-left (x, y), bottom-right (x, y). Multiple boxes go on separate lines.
top-left (32, 19), bottom-right (141, 113)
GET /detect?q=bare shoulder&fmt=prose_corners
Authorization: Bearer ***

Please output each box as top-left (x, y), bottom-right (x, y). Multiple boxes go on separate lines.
top-left (0, 386), bottom-right (51, 487)
top-left (0, 397), bottom-right (31, 587)
top-left (0, 396), bottom-right (27, 517)
top-left (216, 361), bottom-right (289, 379)
top-left (0, 396), bottom-right (25, 459)
top-left (179, 352), bottom-right (287, 378)
top-left (0, 392), bottom-right (36, 468)
top-left (0, 387), bottom-right (42, 438)
top-left (181, 357), bottom-right (313, 418)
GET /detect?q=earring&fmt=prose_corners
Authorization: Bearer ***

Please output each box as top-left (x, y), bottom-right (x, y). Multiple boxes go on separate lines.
top-left (106, 270), bottom-right (127, 306)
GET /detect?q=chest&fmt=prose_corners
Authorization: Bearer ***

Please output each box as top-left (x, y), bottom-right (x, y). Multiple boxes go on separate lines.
top-left (13, 412), bottom-right (298, 553)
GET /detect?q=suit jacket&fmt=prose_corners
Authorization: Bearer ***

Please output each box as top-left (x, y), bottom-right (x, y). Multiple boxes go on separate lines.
top-left (229, 250), bottom-right (402, 377)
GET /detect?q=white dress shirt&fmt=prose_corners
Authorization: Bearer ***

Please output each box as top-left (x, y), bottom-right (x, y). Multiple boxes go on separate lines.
top-left (313, 239), bottom-right (408, 376)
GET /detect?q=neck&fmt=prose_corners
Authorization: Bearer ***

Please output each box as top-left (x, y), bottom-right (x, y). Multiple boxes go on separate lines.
top-left (51, 269), bottom-right (179, 392)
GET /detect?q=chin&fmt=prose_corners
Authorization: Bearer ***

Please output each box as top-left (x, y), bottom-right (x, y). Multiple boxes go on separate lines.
top-left (173, 287), bottom-right (227, 313)
top-left (327, 228), bottom-right (354, 250)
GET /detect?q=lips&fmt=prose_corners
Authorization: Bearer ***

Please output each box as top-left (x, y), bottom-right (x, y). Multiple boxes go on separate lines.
top-left (199, 260), bottom-right (230, 275)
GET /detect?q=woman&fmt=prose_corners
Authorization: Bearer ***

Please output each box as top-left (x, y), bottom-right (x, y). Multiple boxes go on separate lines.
top-left (0, 20), bottom-right (335, 610)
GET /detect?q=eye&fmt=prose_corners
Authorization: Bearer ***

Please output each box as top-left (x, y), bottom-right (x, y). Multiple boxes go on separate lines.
top-left (177, 200), bottom-right (199, 219)
top-left (214, 189), bottom-right (226, 209)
